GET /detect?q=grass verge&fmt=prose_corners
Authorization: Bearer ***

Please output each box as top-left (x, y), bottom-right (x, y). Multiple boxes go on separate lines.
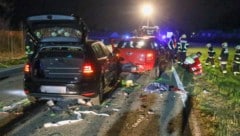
top-left (187, 47), bottom-right (240, 136)
top-left (0, 57), bottom-right (27, 68)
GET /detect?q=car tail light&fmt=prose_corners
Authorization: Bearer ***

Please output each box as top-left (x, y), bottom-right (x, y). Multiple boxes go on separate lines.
top-left (82, 92), bottom-right (96, 97)
top-left (24, 63), bottom-right (31, 73)
top-left (24, 89), bottom-right (30, 94)
top-left (146, 53), bottom-right (154, 61)
top-left (116, 53), bottom-right (120, 57)
top-left (83, 62), bottom-right (94, 74)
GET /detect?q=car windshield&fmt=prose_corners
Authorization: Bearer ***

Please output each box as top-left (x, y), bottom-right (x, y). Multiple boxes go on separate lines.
top-left (117, 38), bottom-right (164, 50)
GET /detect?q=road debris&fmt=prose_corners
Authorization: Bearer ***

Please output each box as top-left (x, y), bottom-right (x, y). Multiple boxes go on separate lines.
top-left (2, 99), bottom-right (30, 112)
top-left (46, 100), bottom-right (55, 107)
top-left (77, 99), bottom-right (93, 106)
top-left (74, 110), bottom-right (110, 117)
top-left (155, 77), bottom-right (171, 83)
top-left (112, 108), bottom-right (120, 112)
top-left (147, 109), bottom-right (154, 115)
top-left (144, 82), bottom-right (169, 93)
top-left (126, 80), bottom-right (134, 87)
top-left (44, 119), bottom-right (83, 128)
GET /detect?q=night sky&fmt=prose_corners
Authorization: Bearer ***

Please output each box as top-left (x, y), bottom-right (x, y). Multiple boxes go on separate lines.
top-left (4, 0), bottom-right (240, 32)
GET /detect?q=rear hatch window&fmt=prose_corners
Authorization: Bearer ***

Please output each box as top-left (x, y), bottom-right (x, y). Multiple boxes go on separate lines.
top-left (117, 38), bottom-right (164, 50)
top-left (25, 15), bottom-right (87, 57)
top-left (26, 15), bottom-right (84, 40)
top-left (117, 38), bottom-right (158, 64)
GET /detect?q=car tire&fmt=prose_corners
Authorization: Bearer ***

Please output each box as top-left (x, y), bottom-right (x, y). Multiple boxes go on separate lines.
top-left (91, 80), bottom-right (104, 105)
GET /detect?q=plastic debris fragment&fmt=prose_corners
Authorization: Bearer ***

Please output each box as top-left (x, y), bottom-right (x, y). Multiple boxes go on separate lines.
top-left (74, 110), bottom-right (110, 117)
top-left (144, 82), bottom-right (169, 93)
top-left (44, 119), bottom-right (82, 128)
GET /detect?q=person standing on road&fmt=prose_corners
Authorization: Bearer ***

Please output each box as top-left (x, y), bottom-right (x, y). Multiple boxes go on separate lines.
top-left (232, 45), bottom-right (240, 76)
top-left (177, 34), bottom-right (189, 64)
top-left (219, 42), bottom-right (229, 74)
top-left (205, 43), bottom-right (216, 68)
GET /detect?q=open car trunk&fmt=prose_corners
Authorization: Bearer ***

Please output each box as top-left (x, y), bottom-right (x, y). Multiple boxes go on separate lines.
top-left (25, 14), bottom-right (87, 59)
top-left (33, 46), bottom-right (84, 80)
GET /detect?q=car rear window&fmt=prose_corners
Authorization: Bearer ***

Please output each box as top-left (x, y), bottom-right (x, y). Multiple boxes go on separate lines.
top-left (33, 27), bottom-right (82, 39)
top-left (37, 46), bottom-right (84, 58)
top-left (117, 38), bottom-right (163, 50)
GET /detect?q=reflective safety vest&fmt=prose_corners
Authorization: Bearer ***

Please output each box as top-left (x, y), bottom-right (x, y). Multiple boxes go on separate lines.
top-left (177, 40), bottom-right (189, 52)
top-left (220, 48), bottom-right (229, 61)
top-left (208, 47), bottom-right (216, 57)
top-left (233, 50), bottom-right (240, 64)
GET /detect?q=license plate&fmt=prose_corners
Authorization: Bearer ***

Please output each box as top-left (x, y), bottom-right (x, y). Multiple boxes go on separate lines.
top-left (40, 86), bottom-right (66, 93)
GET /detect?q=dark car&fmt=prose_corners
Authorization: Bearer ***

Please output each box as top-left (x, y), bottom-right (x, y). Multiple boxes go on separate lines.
top-left (114, 36), bottom-right (168, 78)
top-left (23, 15), bottom-right (120, 105)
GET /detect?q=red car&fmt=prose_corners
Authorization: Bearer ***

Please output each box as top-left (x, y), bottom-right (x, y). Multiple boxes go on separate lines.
top-left (114, 36), bottom-right (167, 76)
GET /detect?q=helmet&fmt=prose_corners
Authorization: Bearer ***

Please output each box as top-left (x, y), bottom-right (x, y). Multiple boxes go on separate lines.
top-left (181, 34), bottom-right (187, 39)
top-left (64, 32), bottom-right (70, 37)
top-left (51, 32), bottom-right (57, 37)
top-left (206, 43), bottom-right (211, 48)
top-left (35, 31), bottom-right (41, 38)
top-left (221, 42), bottom-right (228, 48)
top-left (57, 29), bottom-right (64, 35)
top-left (236, 45), bottom-right (240, 50)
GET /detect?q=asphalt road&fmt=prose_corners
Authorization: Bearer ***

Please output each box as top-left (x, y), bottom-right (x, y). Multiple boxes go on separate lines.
top-left (0, 73), bottom-right (26, 107)
top-left (0, 64), bottom-right (192, 136)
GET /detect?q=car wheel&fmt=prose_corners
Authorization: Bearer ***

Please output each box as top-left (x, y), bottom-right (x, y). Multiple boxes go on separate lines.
top-left (91, 80), bottom-right (104, 105)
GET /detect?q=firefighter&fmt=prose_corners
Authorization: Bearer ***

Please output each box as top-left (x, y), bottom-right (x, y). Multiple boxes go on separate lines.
top-left (233, 45), bottom-right (240, 76)
top-left (205, 43), bottom-right (216, 67)
top-left (183, 52), bottom-right (203, 76)
top-left (167, 35), bottom-right (177, 63)
top-left (177, 34), bottom-right (189, 64)
top-left (219, 42), bottom-right (229, 74)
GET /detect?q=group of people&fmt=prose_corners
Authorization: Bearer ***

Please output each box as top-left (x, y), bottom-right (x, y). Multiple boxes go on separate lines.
top-left (167, 34), bottom-right (202, 75)
top-left (167, 34), bottom-right (240, 76)
top-left (205, 42), bottom-right (240, 76)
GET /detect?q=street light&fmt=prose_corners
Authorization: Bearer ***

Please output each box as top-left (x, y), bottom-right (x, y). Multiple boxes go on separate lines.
top-left (141, 4), bottom-right (153, 26)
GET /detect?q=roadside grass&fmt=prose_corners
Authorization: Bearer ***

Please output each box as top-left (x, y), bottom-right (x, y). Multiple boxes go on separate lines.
top-left (187, 47), bottom-right (240, 136)
top-left (0, 56), bottom-right (27, 68)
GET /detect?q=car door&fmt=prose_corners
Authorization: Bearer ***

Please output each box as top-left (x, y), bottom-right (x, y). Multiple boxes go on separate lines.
top-left (91, 42), bottom-right (113, 87)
